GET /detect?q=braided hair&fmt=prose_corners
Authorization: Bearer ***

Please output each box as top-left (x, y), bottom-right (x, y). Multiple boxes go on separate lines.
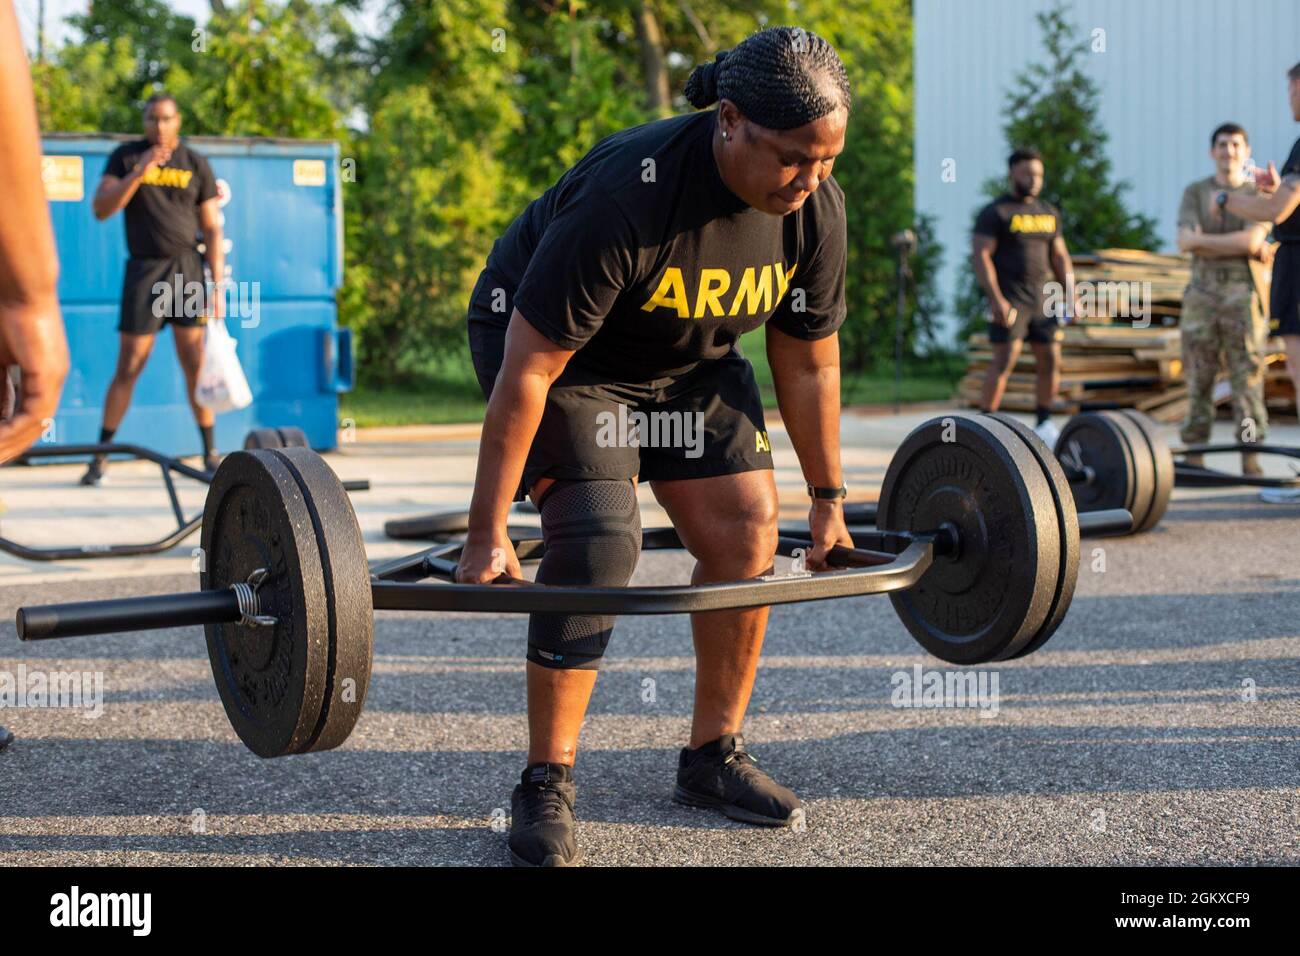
top-left (683, 27), bottom-right (852, 130)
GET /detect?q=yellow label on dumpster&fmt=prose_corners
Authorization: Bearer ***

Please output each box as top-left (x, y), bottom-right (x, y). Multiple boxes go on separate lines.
top-left (42, 155), bottom-right (84, 201)
top-left (293, 159), bottom-right (326, 186)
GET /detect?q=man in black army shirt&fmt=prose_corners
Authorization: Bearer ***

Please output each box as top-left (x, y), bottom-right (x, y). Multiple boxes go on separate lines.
top-left (82, 92), bottom-right (225, 484)
top-left (972, 148), bottom-right (1078, 446)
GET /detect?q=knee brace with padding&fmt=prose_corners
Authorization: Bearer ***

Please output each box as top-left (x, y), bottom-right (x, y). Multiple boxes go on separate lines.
top-left (527, 479), bottom-right (642, 670)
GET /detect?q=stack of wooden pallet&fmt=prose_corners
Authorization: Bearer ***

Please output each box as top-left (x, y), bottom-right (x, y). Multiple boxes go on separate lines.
top-left (1071, 249), bottom-right (1191, 327)
top-left (958, 324), bottom-right (1187, 421)
top-left (1264, 346), bottom-right (1298, 419)
top-left (958, 248), bottom-right (1298, 421)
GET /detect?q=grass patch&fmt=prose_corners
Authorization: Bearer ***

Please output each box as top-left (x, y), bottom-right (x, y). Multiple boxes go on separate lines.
top-left (340, 357), bottom-right (486, 427)
top-left (738, 327), bottom-right (960, 407)
top-left (341, 328), bottom-right (961, 427)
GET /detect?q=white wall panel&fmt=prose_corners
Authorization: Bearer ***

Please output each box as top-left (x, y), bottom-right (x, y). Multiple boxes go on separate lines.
top-left (915, 0), bottom-right (1300, 336)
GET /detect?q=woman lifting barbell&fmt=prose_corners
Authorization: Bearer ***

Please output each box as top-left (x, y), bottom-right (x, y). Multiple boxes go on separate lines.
top-left (458, 26), bottom-right (854, 866)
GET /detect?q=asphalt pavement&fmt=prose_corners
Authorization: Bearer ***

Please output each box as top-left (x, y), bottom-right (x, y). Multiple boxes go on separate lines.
top-left (0, 410), bottom-right (1297, 866)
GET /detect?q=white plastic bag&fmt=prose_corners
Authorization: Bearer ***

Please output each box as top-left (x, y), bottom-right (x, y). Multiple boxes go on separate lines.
top-left (195, 320), bottom-right (253, 413)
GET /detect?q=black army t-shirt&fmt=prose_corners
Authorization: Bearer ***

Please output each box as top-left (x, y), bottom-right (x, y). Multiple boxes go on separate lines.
top-left (471, 110), bottom-right (847, 381)
top-left (972, 194), bottom-right (1062, 313)
top-left (1276, 136), bottom-right (1300, 243)
top-left (104, 140), bottom-right (218, 259)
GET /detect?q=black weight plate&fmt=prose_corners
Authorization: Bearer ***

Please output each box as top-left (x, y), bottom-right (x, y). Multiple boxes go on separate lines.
top-left (841, 501), bottom-right (878, 526)
top-left (1100, 411), bottom-right (1155, 532)
top-left (385, 511), bottom-right (471, 540)
top-left (877, 414), bottom-right (1061, 664)
top-left (269, 447), bottom-right (373, 752)
top-left (984, 414), bottom-right (1080, 660)
top-left (243, 428), bottom-right (285, 450)
top-left (1118, 409), bottom-right (1173, 532)
top-left (1055, 412), bottom-right (1136, 519)
top-left (385, 505), bottom-right (542, 541)
top-left (384, 514), bottom-right (537, 543)
top-left (202, 451), bottom-right (332, 757)
top-left (276, 427), bottom-right (310, 449)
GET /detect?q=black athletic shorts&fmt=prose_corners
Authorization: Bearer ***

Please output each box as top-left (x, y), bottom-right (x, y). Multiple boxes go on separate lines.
top-left (469, 319), bottom-right (774, 502)
top-left (987, 298), bottom-right (1063, 345)
top-left (119, 251), bottom-right (208, 335)
top-left (1270, 243), bottom-right (1300, 337)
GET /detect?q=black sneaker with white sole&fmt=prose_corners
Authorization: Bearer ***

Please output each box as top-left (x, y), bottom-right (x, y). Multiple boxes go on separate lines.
top-left (508, 762), bottom-right (582, 867)
top-left (674, 733), bottom-right (802, 826)
top-left (79, 458), bottom-right (107, 486)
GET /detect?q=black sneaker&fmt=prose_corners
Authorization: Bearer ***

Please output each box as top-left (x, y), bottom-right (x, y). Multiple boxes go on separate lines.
top-left (79, 459), bottom-right (107, 486)
top-left (508, 762), bottom-right (581, 867)
top-left (674, 733), bottom-right (803, 827)
top-left (203, 452), bottom-right (222, 475)
top-left (0, 724), bottom-right (13, 751)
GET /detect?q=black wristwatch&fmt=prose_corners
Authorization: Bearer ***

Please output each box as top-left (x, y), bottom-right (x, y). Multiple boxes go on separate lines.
top-left (807, 483), bottom-right (847, 500)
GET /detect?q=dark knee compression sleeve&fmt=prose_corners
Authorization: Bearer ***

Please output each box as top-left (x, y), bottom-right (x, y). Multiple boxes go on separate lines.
top-left (527, 479), bottom-right (642, 670)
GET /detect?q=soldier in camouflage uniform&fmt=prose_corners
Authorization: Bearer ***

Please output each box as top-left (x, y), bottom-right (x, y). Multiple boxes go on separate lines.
top-left (1176, 123), bottom-right (1276, 475)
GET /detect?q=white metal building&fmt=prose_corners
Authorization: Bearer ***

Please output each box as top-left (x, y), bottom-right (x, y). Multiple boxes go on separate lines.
top-left (915, 0), bottom-right (1300, 337)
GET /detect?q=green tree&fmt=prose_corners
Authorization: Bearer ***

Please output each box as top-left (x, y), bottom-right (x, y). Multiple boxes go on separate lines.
top-left (342, 0), bottom-right (523, 381)
top-left (32, 0), bottom-right (946, 385)
top-left (954, 1), bottom-right (1159, 338)
top-left (768, 0), bottom-right (944, 370)
top-left (163, 0), bottom-right (351, 139)
top-left (67, 0), bottom-right (200, 100)
top-left (31, 36), bottom-right (142, 132)
top-left (506, 3), bottom-right (648, 194)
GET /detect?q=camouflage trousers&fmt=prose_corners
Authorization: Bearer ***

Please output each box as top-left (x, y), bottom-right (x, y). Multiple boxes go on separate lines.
top-left (1179, 280), bottom-right (1269, 445)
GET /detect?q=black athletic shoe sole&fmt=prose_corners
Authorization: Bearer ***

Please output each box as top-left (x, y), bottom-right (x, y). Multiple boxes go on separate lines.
top-left (672, 784), bottom-right (799, 827)
top-left (508, 846), bottom-right (584, 868)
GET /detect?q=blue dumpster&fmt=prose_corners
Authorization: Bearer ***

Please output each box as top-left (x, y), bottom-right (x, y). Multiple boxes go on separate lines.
top-left (39, 134), bottom-right (352, 456)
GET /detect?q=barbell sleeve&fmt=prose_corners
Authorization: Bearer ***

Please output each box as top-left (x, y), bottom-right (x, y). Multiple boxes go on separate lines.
top-left (17, 590), bottom-right (243, 641)
top-left (1077, 508), bottom-right (1133, 538)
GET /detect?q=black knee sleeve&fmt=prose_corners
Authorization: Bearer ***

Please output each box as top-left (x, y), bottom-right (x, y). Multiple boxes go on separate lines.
top-left (527, 479), bottom-right (642, 670)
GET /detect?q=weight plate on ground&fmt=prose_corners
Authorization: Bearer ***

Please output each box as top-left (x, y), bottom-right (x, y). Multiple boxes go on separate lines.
top-left (877, 414), bottom-right (1061, 664)
top-left (385, 505), bottom-right (541, 541)
top-left (841, 501), bottom-right (878, 525)
top-left (270, 447), bottom-right (373, 752)
top-left (1118, 409), bottom-right (1173, 532)
top-left (385, 511), bottom-right (472, 540)
top-left (243, 426), bottom-right (310, 450)
top-left (243, 428), bottom-right (284, 449)
top-left (1100, 411), bottom-right (1155, 532)
top-left (1055, 412), bottom-right (1137, 521)
top-left (202, 449), bottom-right (372, 757)
top-left (984, 413), bottom-right (1080, 659)
top-left (276, 427), bottom-right (310, 448)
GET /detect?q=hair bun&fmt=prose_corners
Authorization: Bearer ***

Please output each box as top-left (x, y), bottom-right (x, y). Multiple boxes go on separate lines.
top-left (684, 49), bottom-right (730, 108)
